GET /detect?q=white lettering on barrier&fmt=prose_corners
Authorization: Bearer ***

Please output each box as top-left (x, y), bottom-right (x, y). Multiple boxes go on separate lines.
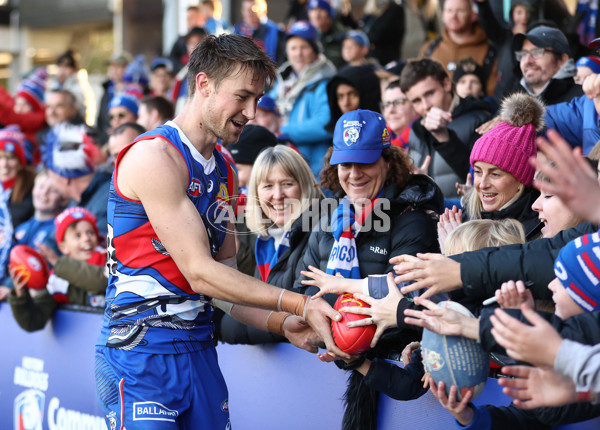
top-left (13, 358), bottom-right (49, 391)
top-left (47, 397), bottom-right (106, 430)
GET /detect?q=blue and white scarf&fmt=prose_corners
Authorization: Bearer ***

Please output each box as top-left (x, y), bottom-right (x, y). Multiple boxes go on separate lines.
top-left (255, 230), bottom-right (291, 282)
top-left (326, 192), bottom-right (381, 279)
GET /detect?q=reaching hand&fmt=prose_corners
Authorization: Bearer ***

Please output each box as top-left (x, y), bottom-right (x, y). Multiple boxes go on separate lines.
top-left (475, 116), bottom-right (502, 135)
top-left (403, 297), bottom-right (475, 337)
top-left (531, 130), bottom-right (600, 225)
top-left (401, 341), bottom-right (421, 365)
top-left (490, 304), bottom-right (563, 367)
top-left (455, 172), bottom-right (473, 197)
top-left (282, 315), bottom-right (322, 353)
top-left (303, 297), bottom-right (350, 359)
top-left (437, 206), bottom-right (463, 254)
top-left (430, 379), bottom-right (475, 426)
top-left (412, 155), bottom-right (432, 176)
top-left (339, 272), bottom-right (404, 347)
top-left (495, 280), bottom-right (535, 310)
top-left (391, 253), bottom-right (462, 299)
top-left (302, 266), bottom-right (361, 299)
top-left (498, 365), bottom-right (577, 409)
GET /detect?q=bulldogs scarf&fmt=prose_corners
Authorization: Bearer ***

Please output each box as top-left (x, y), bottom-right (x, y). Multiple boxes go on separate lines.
top-left (326, 192), bottom-right (381, 279)
top-left (255, 231), bottom-right (290, 282)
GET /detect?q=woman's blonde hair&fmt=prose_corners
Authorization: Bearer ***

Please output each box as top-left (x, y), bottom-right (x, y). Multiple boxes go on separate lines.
top-left (245, 145), bottom-right (322, 236)
top-left (443, 218), bottom-right (526, 256)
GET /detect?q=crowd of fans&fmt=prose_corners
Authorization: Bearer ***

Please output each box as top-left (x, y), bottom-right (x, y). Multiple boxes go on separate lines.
top-left (3, 0), bottom-right (600, 428)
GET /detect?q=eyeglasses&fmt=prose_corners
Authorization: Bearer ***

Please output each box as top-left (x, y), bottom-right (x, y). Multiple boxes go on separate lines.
top-left (381, 98), bottom-right (408, 109)
top-left (515, 47), bottom-right (554, 61)
top-left (109, 112), bottom-right (127, 121)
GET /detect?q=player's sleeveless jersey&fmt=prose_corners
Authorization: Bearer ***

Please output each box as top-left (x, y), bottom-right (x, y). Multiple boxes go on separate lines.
top-left (97, 122), bottom-right (234, 354)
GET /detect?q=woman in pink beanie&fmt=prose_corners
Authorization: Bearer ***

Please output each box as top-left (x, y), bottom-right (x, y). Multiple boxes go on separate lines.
top-left (464, 93), bottom-right (543, 240)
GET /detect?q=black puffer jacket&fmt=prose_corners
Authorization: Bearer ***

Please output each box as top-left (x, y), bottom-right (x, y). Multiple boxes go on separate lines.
top-left (293, 174), bottom-right (444, 303)
top-left (219, 204), bottom-right (318, 345)
top-left (324, 65), bottom-right (382, 134)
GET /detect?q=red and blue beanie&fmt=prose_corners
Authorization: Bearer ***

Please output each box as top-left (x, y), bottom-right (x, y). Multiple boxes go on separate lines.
top-left (44, 123), bottom-right (101, 179)
top-left (0, 125), bottom-right (28, 166)
top-left (554, 232), bottom-right (600, 312)
top-left (16, 68), bottom-right (47, 112)
top-left (575, 56), bottom-right (600, 74)
top-left (55, 207), bottom-right (99, 244)
top-left (108, 86), bottom-right (142, 116)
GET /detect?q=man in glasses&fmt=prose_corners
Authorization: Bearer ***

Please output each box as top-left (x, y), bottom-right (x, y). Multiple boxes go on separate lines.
top-left (512, 25), bottom-right (582, 106)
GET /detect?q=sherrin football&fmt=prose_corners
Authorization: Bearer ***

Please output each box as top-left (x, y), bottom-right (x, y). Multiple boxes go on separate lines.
top-left (9, 245), bottom-right (50, 290)
top-left (331, 293), bottom-right (376, 355)
top-left (421, 301), bottom-right (489, 400)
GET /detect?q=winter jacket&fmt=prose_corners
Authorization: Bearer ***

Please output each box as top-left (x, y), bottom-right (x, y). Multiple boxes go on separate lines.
top-left (294, 174), bottom-right (443, 303)
top-left (325, 65), bottom-right (381, 134)
top-left (271, 55), bottom-right (336, 176)
top-left (466, 187), bottom-right (542, 239)
top-left (450, 222), bottom-right (597, 301)
top-left (219, 207), bottom-right (316, 345)
top-left (511, 76), bottom-right (583, 107)
top-left (409, 96), bottom-right (491, 199)
top-left (544, 94), bottom-right (600, 156)
top-left (420, 23), bottom-right (498, 96)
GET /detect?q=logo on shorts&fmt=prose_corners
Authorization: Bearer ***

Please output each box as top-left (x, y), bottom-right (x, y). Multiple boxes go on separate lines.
top-left (133, 401), bottom-right (179, 422)
top-left (221, 399), bottom-right (229, 412)
top-left (107, 411), bottom-right (117, 430)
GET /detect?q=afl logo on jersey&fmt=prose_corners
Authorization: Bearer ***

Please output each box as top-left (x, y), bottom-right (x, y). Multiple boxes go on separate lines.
top-left (187, 179), bottom-right (203, 197)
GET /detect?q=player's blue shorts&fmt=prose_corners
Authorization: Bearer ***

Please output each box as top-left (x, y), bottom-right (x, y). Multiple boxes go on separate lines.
top-left (95, 345), bottom-right (230, 429)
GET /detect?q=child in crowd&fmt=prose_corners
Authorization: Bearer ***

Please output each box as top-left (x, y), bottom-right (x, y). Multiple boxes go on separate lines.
top-left (442, 218), bottom-right (525, 256)
top-left (341, 30), bottom-right (373, 69)
top-left (8, 207), bottom-right (107, 332)
top-left (403, 232), bottom-right (600, 428)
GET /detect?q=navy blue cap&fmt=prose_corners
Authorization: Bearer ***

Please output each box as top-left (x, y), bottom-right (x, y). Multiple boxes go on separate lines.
top-left (150, 57), bottom-right (173, 73)
top-left (257, 95), bottom-right (280, 116)
top-left (307, 0), bottom-right (335, 18)
top-left (331, 109), bottom-right (391, 165)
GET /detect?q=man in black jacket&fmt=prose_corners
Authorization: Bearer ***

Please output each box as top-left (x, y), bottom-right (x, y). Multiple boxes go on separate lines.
top-left (400, 58), bottom-right (491, 199)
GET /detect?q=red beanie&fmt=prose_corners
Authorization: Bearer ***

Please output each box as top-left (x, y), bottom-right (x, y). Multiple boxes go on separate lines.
top-left (55, 207), bottom-right (99, 243)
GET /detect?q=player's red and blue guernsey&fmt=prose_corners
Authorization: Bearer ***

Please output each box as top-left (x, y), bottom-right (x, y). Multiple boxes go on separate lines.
top-left (97, 121), bottom-right (235, 354)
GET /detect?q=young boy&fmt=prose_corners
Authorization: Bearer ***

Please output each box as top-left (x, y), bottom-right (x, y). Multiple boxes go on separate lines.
top-left (8, 206), bottom-right (107, 332)
top-left (341, 30), bottom-right (372, 69)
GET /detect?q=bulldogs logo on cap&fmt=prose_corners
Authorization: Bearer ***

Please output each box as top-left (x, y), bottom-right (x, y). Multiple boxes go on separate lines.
top-left (342, 120), bottom-right (364, 147)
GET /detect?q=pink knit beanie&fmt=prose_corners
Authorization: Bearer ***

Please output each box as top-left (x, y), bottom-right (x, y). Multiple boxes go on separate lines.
top-left (470, 93), bottom-right (545, 186)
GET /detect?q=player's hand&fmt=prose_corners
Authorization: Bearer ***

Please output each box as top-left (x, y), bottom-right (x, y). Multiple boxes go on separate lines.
top-left (430, 379), bottom-right (475, 426)
top-left (495, 280), bottom-right (534, 310)
top-left (498, 365), bottom-right (577, 409)
top-left (302, 266), bottom-right (360, 299)
top-left (340, 272), bottom-right (403, 347)
top-left (304, 297), bottom-right (350, 359)
top-left (282, 315), bottom-right (321, 353)
top-left (391, 253), bottom-right (462, 299)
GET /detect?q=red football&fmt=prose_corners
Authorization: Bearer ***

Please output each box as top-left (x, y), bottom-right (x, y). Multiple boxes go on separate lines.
top-left (331, 293), bottom-right (376, 355)
top-left (9, 245), bottom-right (50, 290)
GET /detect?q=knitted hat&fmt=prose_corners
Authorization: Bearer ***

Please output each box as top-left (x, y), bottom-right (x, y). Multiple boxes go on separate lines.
top-left (227, 125), bottom-right (278, 165)
top-left (331, 109), bottom-right (391, 165)
top-left (554, 232), bottom-right (600, 312)
top-left (0, 125), bottom-right (28, 166)
top-left (16, 68), bottom-right (47, 112)
top-left (108, 86), bottom-right (142, 116)
top-left (470, 93), bottom-right (545, 186)
top-left (123, 55), bottom-right (149, 86)
top-left (55, 207), bottom-right (100, 244)
top-left (44, 123), bottom-right (101, 179)
top-left (307, 0), bottom-right (335, 18)
top-left (452, 57), bottom-right (486, 87)
top-left (257, 95), bottom-right (280, 116)
top-left (575, 56), bottom-right (600, 74)
top-left (287, 21), bottom-right (320, 54)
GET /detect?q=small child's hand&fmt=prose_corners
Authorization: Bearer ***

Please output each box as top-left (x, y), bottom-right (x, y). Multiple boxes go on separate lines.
top-left (302, 266), bottom-right (362, 299)
top-left (9, 266), bottom-right (29, 297)
top-left (35, 242), bottom-right (59, 266)
top-left (495, 280), bottom-right (535, 310)
top-left (401, 341), bottom-right (420, 365)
